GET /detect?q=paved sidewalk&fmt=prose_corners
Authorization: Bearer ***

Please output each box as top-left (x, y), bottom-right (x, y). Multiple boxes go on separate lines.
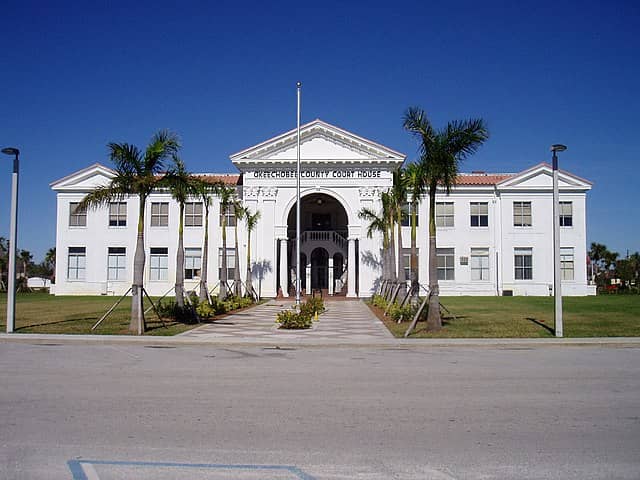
top-left (178, 299), bottom-right (394, 343)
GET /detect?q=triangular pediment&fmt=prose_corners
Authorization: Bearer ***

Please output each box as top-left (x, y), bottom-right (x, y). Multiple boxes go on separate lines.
top-left (50, 163), bottom-right (116, 192)
top-left (497, 163), bottom-right (592, 191)
top-left (230, 119), bottom-right (405, 169)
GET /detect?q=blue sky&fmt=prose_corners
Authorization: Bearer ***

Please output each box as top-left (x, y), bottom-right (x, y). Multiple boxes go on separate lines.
top-left (1, 0), bottom-right (638, 261)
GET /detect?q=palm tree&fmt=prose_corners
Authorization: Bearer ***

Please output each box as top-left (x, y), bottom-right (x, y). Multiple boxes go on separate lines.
top-left (0, 237), bottom-right (8, 290)
top-left (80, 130), bottom-right (180, 334)
top-left (404, 107), bottom-right (489, 331)
top-left (193, 178), bottom-right (222, 303)
top-left (382, 191), bottom-right (397, 288)
top-left (44, 247), bottom-right (56, 282)
top-left (244, 208), bottom-right (261, 299)
top-left (232, 200), bottom-right (245, 297)
top-left (19, 250), bottom-right (32, 279)
top-left (358, 200), bottom-right (392, 289)
top-left (162, 156), bottom-right (198, 307)
top-left (217, 185), bottom-right (235, 301)
top-left (404, 162), bottom-right (426, 299)
top-left (390, 168), bottom-right (408, 297)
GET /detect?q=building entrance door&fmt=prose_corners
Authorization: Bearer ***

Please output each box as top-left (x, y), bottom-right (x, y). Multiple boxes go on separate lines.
top-left (311, 248), bottom-right (329, 290)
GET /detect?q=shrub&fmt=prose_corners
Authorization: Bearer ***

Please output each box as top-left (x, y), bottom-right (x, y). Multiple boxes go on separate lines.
top-left (371, 294), bottom-right (388, 309)
top-left (156, 300), bottom-right (197, 324)
top-left (389, 303), bottom-right (415, 322)
top-left (196, 302), bottom-right (215, 319)
top-left (276, 308), bottom-right (312, 329)
top-left (300, 297), bottom-right (324, 317)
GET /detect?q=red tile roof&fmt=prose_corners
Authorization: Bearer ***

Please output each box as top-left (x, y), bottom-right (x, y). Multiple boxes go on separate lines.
top-left (195, 174), bottom-right (240, 185)
top-left (455, 173), bottom-right (514, 185)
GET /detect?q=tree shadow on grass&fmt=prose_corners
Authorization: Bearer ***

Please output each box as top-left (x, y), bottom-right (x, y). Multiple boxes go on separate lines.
top-left (525, 317), bottom-right (554, 334)
top-left (15, 317), bottom-right (96, 331)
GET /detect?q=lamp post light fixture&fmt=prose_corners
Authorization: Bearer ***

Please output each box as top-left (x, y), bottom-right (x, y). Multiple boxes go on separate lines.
top-left (550, 143), bottom-right (567, 337)
top-left (2, 147), bottom-right (20, 334)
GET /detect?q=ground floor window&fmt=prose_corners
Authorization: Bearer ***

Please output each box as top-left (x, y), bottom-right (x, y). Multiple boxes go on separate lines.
top-left (561, 247), bottom-right (574, 280)
top-left (471, 248), bottom-right (490, 280)
top-left (514, 247), bottom-right (533, 280)
top-left (218, 247), bottom-right (236, 280)
top-left (107, 247), bottom-right (126, 280)
top-left (68, 247), bottom-right (86, 280)
top-left (150, 247), bottom-right (168, 281)
top-left (437, 248), bottom-right (455, 280)
top-left (402, 248), bottom-right (418, 281)
top-left (185, 248), bottom-right (202, 279)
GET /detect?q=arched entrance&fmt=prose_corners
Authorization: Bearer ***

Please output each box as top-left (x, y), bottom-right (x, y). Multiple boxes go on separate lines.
top-left (284, 192), bottom-right (351, 294)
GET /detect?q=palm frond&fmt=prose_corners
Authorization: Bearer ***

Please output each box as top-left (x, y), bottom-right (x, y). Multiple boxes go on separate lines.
top-left (144, 130), bottom-right (180, 174)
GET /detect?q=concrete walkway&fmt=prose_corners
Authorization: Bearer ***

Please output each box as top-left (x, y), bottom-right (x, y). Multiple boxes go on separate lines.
top-left (178, 299), bottom-right (394, 343)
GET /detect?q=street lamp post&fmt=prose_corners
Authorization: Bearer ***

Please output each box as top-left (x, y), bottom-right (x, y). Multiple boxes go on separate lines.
top-left (551, 144), bottom-right (566, 337)
top-left (2, 147), bottom-right (20, 334)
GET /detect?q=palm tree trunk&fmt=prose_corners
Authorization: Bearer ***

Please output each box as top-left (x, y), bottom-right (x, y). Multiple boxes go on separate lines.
top-left (245, 230), bottom-right (253, 297)
top-left (233, 222), bottom-right (241, 297)
top-left (175, 203), bottom-right (185, 308)
top-left (426, 188), bottom-right (441, 331)
top-left (410, 200), bottom-right (419, 301)
top-left (388, 223), bottom-right (397, 283)
top-left (199, 203), bottom-right (210, 303)
top-left (396, 207), bottom-right (407, 297)
top-left (219, 213), bottom-right (228, 301)
top-left (131, 196), bottom-right (146, 334)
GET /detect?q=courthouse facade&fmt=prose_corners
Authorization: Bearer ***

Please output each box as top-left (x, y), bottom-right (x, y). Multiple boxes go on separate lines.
top-left (51, 120), bottom-right (595, 298)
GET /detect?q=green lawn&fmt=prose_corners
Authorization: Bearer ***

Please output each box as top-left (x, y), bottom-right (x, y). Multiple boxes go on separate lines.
top-left (372, 295), bottom-right (640, 338)
top-left (0, 292), bottom-right (197, 336)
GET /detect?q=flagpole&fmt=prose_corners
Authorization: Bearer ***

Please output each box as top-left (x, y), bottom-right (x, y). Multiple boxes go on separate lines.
top-left (295, 81), bottom-right (302, 306)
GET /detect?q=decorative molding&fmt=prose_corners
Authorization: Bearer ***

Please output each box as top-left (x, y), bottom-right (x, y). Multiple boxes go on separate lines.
top-left (244, 186), bottom-right (278, 199)
top-left (358, 187), bottom-right (381, 198)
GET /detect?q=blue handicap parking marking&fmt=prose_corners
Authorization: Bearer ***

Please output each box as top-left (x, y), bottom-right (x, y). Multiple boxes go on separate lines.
top-left (67, 459), bottom-right (317, 480)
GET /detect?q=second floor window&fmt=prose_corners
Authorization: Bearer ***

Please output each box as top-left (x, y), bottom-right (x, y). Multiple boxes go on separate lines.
top-left (470, 202), bottom-right (488, 227)
top-left (219, 204), bottom-right (236, 227)
top-left (151, 202), bottom-right (169, 227)
top-left (109, 202), bottom-right (127, 227)
top-left (435, 202), bottom-right (454, 228)
top-left (69, 202), bottom-right (87, 227)
top-left (559, 201), bottom-right (573, 227)
top-left (400, 202), bottom-right (418, 227)
top-left (513, 202), bottom-right (532, 227)
top-left (185, 202), bottom-right (203, 227)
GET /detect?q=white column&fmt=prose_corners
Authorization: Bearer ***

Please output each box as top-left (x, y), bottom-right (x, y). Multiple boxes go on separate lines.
top-left (328, 256), bottom-right (334, 296)
top-left (347, 238), bottom-right (357, 297)
top-left (306, 262), bottom-right (311, 295)
top-left (279, 238), bottom-right (289, 297)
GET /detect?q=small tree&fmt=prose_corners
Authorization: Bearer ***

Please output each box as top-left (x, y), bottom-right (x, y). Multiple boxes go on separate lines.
top-left (193, 178), bottom-right (223, 303)
top-left (232, 200), bottom-right (245, 297)
top-left (218, 185), bottom-right (235, 301)
top-left (244, 208), bottom-right (261, 299)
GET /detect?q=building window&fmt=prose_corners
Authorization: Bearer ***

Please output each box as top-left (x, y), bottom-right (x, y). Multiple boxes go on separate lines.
top-left (435, 202), bottom-right (454, 228)
top-left (436, 248), bottom-right (455, 280)
top-left (513, 202), bottom-right (532, 227)
top-left (400, 202), bottom-right (418, 227)
top-left (107, 247), bottom-right (126, 281)
top-left (218, 247), bottom-right (236, 279)
top-left (69, 202), bottom-right (87, 227)
top-left (561, 247), bottom-right (574, 281)
top-left (67, 247), bottom-right (86, 280)
top-left (109, 202), bottom-right (127, 227)
top-left (185, 248), bottom-right (202, 280)
top-left (514, 247), bottom-right (533, 280)
top-left (471, 248), bottom-right (490, 281)
top-left (470, 202), bottom-right (488, 227)
top-left (149, 247), bottom-right (168, 280)
top-left (185, 202), bottom-right (203, 227)
top-left (402, 248), bottom-right (418, 280)
top-left (151, 202), bottom-right (169, 227)
top-left (219, 204), bottom-right (236, 227)
top-left (559, 202), bottom-right (573, 227)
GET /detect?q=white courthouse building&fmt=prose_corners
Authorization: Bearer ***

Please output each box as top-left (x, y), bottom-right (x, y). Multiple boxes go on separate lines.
top-left (51, 120), bottom-right (595, 298)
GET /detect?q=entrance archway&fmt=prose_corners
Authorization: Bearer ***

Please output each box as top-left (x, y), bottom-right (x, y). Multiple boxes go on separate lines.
top-left (283, 192), bottom-right (351, 294)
